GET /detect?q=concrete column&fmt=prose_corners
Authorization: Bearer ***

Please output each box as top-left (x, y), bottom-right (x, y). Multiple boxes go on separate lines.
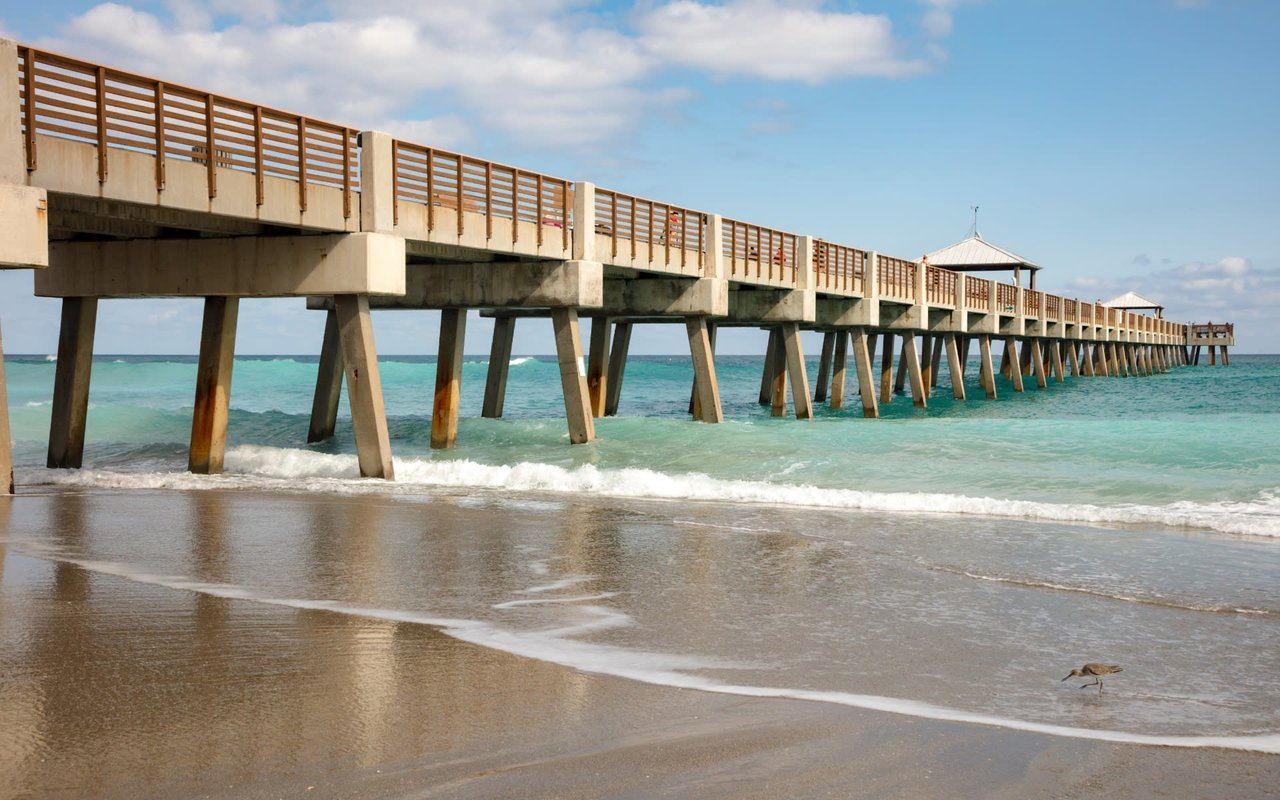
top-left (930, 336), bottom-right (944, 390)
top-left (866, 333), bottom-right (879, 386)
top-left (851, 329), bottom-right (878, 418)
top-left (770, 329), bottom-right (788, 417)
top-left (0, 317), bottom-right (12, 494)
top-left (48, 298), bottom-right (98, 469)
top-left (879, 332), bottom-right (896, 405)
top-left (1050, 339), bottom-right (1065, 382)
top-left (814, 331), bottom-right (835, 403)
top-left (1004, 337), bottom-right (1025, 393)
top-left (587, 317), bottom-right (610, 418)
top-left (782, 322), bottom-right (813, 419)
top-left (705, 215), bottom-right (725, 279)
top-left (1094, 342), bottom-right (1108, 376)
top-left (687, 317), bottom-right (723, 423)
top-left (978, 335), bottom-right (997, 400)
top-left (1019, 337), bottom-right (1033, 377)
top-left (482, 315), bottom-right (515, 419)
top-left (604, 321), bottom-right (631, 416)
top-left (959, 335), bottom-right (971, 377)
top-left (894, 341), bottom-right (908, 395)
top-left (358, 131), bottom-right (395, 233)
top-left (760, 328), bottom-right (781, 406)
top-left (551, 308), bottom-right (594, 444)
top-left (919, 335), bottom-right (934, 391)
top-left (1030, 339), bottom-right (1048, 389)
top-left (308, 307), bottom-right (344, 442)
top-left (999, 345), bottom-right (1012, 381)
top-left (1080, 342), bottom-right (1094, 376)
top-left (1110, 342), bottom-right (1125, 377)
top-left (830, 330), bottom-right (849, 410)
top-left (572, 181), bottom-right (597, 262)
top-left (1, 39), bottom-right (27, 183)
top-left (945, 333), bottom-right (966, 401)
top-left (188, 296), bottom-right (239, 475)
top-left (902, 332), bottom-right (927, 408)
top-left (335, 294), bottom-right (394, 479)
top-left (431, 308), bottom-right (467, 449)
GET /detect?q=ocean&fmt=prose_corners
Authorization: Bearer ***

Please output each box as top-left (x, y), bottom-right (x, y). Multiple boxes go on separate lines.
top-left (2, 348), bottom-right (1278, 756)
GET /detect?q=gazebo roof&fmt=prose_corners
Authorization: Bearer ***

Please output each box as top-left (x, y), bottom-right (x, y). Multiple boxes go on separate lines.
top-left (1102, 291), bottom-right (1163, 310)
top-left (924, 233), bottom-right (1041, 273)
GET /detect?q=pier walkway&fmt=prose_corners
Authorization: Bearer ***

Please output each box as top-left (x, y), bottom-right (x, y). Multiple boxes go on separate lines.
top-left (0, 41), bottom-right (1232, 490)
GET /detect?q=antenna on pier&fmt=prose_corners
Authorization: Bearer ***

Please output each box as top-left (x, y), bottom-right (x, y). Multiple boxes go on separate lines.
top-left (969, 205), bottom-right (981, 239)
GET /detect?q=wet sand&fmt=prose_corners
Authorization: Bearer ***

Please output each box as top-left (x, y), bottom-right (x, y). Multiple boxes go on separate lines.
top-left (1, 489), bottom-right (1277, 799)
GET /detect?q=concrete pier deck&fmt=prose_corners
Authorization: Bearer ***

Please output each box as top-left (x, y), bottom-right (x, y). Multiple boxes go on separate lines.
top-left (0, 40), bottom-right (1232, 489)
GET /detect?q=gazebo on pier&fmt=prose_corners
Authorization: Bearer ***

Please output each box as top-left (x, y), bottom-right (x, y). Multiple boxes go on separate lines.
top-left (923, 233), bottom-right (1042, 290)
top-left (1102, 291), bottom-right (1164, 319)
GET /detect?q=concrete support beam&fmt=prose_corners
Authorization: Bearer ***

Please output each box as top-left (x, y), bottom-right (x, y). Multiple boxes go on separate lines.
top-left (879, 332), bottom-right (896, 405)
top-left (687, 317), bottom-right (723, 423)
top-left (946, 333), bottom-right (966, 401)
top-left (769, 329), bottom-right (788, 417)
top-left (1050, 340), bottom-right (1065, 382)
top-left (48, 297), bottom-right (98, 469)
top-left (587, 317), bottom-right (611, 418)
top-left (188, 296), bottom-right (239, 474)
top-left (830, 331), bottom-right (849, 410)
top-left (728, 287), bottom-right (815, 323)
top-left (335, 294), bottom-right (394, 479)
top-left (308, 308), bottom-right (344, 442)
top-left (761, 328), bottom-right (781, 406)
top-left (1030, 339), bottom-right (1048, 389)
top-left (431, 308), bottom-right (467, 450)
top-left (603, 277), bottom-right (727, 317)
top-left (0, 317), bottom-right (12, 493)
top-left (919, 335), bottom-right (935, 393)
top-left (930, 336), bottom-right (944, 391)
top-left (814, 331), bottom-right (835, 403)
top-left (851, 329), bottom-right (878, 418)
top-left (41, 233), bottom-right (407, 298)
top-left (978, 335), bottom-right (997, 400)
top-left (482, 315), bottom-right (516, 419)
top-left (605, 322), bottom-right (631, 417)
top-left (551, 308), bottom-right (595, 444)
top-left (1004, 337), bottom-right (1025, 393)
top-left (782, 322), bottom-right (813, 419)
top-left (393, 259), bottom-right (602, 309)
top-left (902, 332), bottom-right (927, 408)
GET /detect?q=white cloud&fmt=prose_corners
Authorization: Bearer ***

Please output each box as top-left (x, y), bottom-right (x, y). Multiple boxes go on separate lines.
top-left (639, 0), bottom-right (927, 81)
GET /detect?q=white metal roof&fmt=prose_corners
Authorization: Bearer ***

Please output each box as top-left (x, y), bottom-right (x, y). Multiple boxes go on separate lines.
top-left (924, 234), bottom-right (1041, 271)
top-left (1102, 291), bottom-right (1163, 310)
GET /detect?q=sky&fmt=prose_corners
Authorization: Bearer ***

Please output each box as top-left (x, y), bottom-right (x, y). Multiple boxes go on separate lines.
top-left (1, 0), bottom-right (1277, 355)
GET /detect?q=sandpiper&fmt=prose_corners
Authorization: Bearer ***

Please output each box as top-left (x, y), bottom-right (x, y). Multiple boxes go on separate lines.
top-left (1062, 662), bottom-right (1123, 693)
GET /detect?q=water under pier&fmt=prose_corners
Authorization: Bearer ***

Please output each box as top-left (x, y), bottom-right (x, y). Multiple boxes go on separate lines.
top-left (0, 40), bottom-right (1236, 491)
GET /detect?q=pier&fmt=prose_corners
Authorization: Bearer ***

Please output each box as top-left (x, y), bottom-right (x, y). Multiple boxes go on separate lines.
top-left (0, 41), bottom-right (1234, 491)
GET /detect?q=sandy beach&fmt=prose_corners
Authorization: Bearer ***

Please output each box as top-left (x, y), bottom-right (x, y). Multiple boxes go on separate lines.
top-left (1, 487), bottom-right (1277, 799)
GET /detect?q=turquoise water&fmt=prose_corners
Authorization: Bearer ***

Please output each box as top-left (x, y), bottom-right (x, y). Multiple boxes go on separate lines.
top-left (3, 350), bottom-right (1280, 749)
top-left (5, 351), bottom-right (1279, 536)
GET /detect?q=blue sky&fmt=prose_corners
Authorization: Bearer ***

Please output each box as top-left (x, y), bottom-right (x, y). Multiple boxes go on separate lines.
top-left (1, 0), bottom-right (1276, 354)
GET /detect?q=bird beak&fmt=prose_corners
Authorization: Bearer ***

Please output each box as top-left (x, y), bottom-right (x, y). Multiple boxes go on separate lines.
top-left (1061, 674), bottom-right (1071, 682)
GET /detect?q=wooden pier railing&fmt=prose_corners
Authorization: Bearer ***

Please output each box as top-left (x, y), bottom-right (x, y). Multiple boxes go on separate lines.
top-left (593, 189), bottom-right (704, 270)
top-left (877, 255), bottom-right (915, 302)
top-left (814, 241), bottom-right (868, 295)
top-left (723, 218), bottom-right (798, 285)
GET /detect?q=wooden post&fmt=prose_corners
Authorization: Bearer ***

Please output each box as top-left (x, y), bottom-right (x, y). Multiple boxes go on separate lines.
top-left (978, 335), bottom-right (997, 400)
top-left (1004, 337), bottom-right (1025, 393)
top-left (760, 328), bottom-right (780, 406)
top-left (431, 308), bottom-right (467, 449)
top-left (813, 332), bottom-right (835, 403)
top-left (1030, 339), bottom-right (1048, 389)
top-left (189, 296), bottom-right (239, 475)
top-left (687, 317), bottom-right (723, 423)
top-left (0, 318), bottom-right (12, 494)
top-left (902, 332), bottom-right (927, 408)
top-left (551, 308), bottom-right (595, 444)
top-left (1050, 340), bottom-right (1065, 382)
top-left (482, 315), bottom-right (515, 419)
top-left (308, 307), bottom-right (344, 442)
top-left (945, 333), bottom-right (966, 400)
top-left (879, 332), bottom-right (896, 405)
top-left (605, 322), bottom-right (631, 416)
top-left (830, 330), bottom-right (849, 410)
top-left (782, 322), bottom-right (813, 419)
top-left (48, 298), bottom-right (98, 469)
top-left (587, 317), bottom-right (611, 418)
top-left (335, 294), bottom-right (394, 479)
top-left (850, 329), bottom-right (877, 418)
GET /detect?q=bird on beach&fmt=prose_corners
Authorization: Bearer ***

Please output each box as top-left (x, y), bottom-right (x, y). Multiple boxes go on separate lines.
top-left (1062, 663), bottom-right (1123, 693)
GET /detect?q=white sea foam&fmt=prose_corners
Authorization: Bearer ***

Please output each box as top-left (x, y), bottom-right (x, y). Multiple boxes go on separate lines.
top-left (44, 354), bottom-right (57, 362)
top-left (26, 445), bottom-right (1280, 538)
top-left (16, 548), bottom-right (1280, 755)
top-left (510, 356), bottom-right (535, 366)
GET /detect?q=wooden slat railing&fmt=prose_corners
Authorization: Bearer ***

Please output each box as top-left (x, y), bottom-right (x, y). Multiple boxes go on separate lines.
top-left (1045, 294), bottom-right (1060, 321)
top-left (391, 141), bottom-right (570, 248)
top-left (964, 275), bottom-right (990, 311)
top-left (1023, 289), bottom-right (1041, 317)
top-left (1064, 298), bottom-right (1077, 319)
top-left (876, 256), bottom-right (915, 301)
top-left (924, 265), bottom-right (956, 306)
top-left (723, 219), bottom-right (798, 284)
top-left (814, 241), bottom-right (867, 295)
top-left (18, 46), bottom-right (358, 215)
top-left (593, 190), bottom-right (704, 269)
top-left (996, 282), bottom-right (1018, 313)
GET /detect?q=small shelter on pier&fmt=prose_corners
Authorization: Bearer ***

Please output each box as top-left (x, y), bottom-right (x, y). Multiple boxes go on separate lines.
top-left (923, 233), bottom-right (1042, 289)
top-left (1102, 291), bottom-right (1164, 319)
